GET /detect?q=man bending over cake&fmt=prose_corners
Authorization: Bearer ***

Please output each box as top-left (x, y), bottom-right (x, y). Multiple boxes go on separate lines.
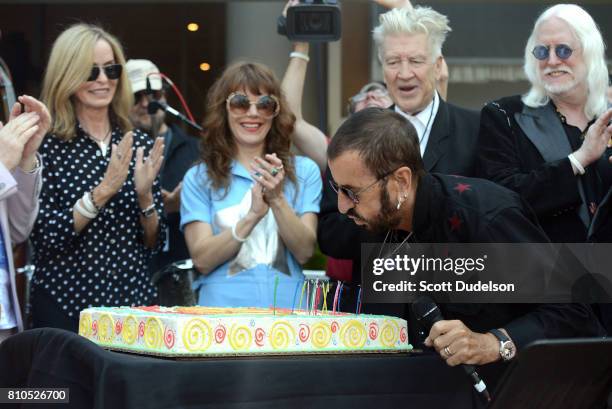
top-left (326, 107), bottom-right (604, 386)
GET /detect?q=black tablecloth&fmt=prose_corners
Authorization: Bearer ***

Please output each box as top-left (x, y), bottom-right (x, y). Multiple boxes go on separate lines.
top-left (0, 328), bottom-right (480, 409)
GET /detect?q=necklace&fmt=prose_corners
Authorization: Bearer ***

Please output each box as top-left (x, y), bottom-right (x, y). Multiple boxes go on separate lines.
top-left (418, 92), bottom-right (437, 146)
top-left (85, 126), bottom-right (112, 156)
top-left (377, 229), bottom-right (414, 260)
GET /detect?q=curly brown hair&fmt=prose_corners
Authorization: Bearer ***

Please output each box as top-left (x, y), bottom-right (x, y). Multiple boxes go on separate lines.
top-left (200, 62), bottom-right (296, 195)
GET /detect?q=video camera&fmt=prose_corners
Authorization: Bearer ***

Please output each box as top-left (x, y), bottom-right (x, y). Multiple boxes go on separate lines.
top-left (278, 0), bottom-right (341, 43)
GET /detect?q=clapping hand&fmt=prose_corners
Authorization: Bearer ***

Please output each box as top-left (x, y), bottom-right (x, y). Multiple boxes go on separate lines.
top-left (0, 104), bottom-right (40, 171)
top-left (18, 95), bottom-right (51, 170)
top-left (574, 108), bottom-right (612, 167)
top-left (251, 153), bottom-right (285, 205)
top-left (134, 136), bottom-right (164, 199)
top-left (100, 131), bottom-right (134, 197)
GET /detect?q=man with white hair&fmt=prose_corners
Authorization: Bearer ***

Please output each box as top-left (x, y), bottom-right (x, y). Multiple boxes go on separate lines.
top-left (478, 4), bottom-right (612, 244)
top-left (477, 4), bottom-right (612, 332)
top-left (318, 6), bottom-right (480, 299)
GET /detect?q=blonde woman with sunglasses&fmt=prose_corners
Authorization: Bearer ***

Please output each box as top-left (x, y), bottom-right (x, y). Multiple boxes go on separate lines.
top-left (181, 62), bottom-right (322, 308)
top-left (30, 24), bottom-right (166, 332)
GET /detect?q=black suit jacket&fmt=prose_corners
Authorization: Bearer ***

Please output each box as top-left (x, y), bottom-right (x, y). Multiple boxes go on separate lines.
top-left (318, 98), bottom-right (480, 282)
top-left (150, 124), bottom-right (200, 273)
top-left (477, 95), bottom-right (612, 243)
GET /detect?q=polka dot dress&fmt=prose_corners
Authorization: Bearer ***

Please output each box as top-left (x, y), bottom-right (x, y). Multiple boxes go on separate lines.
top-left (31, 125), bottom-right (166, 320)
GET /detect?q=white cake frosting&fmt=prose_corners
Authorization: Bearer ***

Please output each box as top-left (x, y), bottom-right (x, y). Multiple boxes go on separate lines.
top-left (78, 306), bottom-right (412, 357)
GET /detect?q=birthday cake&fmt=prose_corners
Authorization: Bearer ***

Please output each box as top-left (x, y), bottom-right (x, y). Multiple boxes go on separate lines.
top-left (78, 306), bottom-right (411, 357)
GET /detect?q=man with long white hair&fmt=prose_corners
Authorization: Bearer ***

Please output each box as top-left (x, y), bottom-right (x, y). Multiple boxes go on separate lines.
top-left (478, 3), bottom-right (612, 245)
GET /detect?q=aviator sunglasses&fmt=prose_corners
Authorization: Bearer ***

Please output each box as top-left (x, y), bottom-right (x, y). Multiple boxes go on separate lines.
top-left (87, 64), bottom-right (123, 82)
top-left (226, 92), bottom-right (280, 118)
top-left (531, 44), bottom-right (574, 61)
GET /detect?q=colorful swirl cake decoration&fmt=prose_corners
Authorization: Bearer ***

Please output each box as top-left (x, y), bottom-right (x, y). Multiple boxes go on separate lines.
top-left (122, 315), bottom-right (138, 345)
top-left (98, 314), bottom-right (114, 343)
top-left (311, 322), bottom-right (332, 348)
top-left (79, 313), bottom-right (92, 337)
top-left (330, 321), bottom-right (339, 333)
top-left (339, 320), bottom-right (367, 348)
top-left (214, 325), bottom-right (226, 344)
top-left (183, 318), bottom-right (213, 352)
top-left (380, 320), bottom-right (399, 347)
top-left (229, 325), bottom-right (252, 351)
top-left (144, 317), bottom-right (164, 349)
top-left (298, 323), bottom-right (310, 343)
top-left (255, 328), bottom-right (265, 346)
top-left (115, 320), bottom-right (123, 335)
top-left (270, 321), bottom-right (295, 350)
top-left (164, 328), bottom-right (176, 349)
top-left (368, 322), bottom-right (378, 340)
top-left (400, 327), bottom-right (408, 343)
top-left (138, 321), bottom-right (145, 338)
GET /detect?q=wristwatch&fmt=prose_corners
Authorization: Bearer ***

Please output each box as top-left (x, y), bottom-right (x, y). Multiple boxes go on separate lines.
top-left (488, 328), bottom-right (516, 362)
top-left (140, 204), bottom-right (156, 218)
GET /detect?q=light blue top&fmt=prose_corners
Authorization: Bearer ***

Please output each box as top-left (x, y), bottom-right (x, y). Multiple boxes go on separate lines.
top-left (180, 156), bottom-right (322, 308)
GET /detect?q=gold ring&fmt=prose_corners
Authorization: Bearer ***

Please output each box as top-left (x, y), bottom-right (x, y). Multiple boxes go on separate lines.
top-left (444, 346), bottom-right (453, 357)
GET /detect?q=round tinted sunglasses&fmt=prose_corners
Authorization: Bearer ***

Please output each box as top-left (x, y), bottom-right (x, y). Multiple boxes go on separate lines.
top-left (87, 64), bottom-right (122, 82)
top-left (226, 92), bottom-right (280, 118)
top-left (532, 44), bottom-right (574, 61)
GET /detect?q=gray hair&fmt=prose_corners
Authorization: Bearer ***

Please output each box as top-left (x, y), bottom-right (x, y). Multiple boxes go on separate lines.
top-left (522, 4), bottom-right (608, 119)
top-left (373, 6), bottom-right (451, 63)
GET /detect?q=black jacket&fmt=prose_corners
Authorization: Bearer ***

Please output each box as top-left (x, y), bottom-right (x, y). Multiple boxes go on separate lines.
top-left (318, 99), bottom-right (480, 280)
top-left (150, 124), bottom-right (200, 273)
top-left (477, 95), bottom-right (612, 243)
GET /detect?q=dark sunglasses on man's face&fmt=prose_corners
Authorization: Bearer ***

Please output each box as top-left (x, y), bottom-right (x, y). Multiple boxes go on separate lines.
top-left (87, 64), bottom-right (123, 82)
top-left (226, 92), bottom-right (280, 118)
top-left (134, 90), bottom-right (164, 105)
top-left (329, 167), bottom-right (399, 205)
top-left (531, 44), bottom-right (574, 61)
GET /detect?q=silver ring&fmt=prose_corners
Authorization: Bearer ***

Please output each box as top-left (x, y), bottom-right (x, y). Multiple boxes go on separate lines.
top-left (443, 346), bottom-right (453, 357)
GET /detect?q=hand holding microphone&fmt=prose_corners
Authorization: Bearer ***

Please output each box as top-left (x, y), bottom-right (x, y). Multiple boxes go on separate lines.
top-left (412, 296), bottom-right (494, 403)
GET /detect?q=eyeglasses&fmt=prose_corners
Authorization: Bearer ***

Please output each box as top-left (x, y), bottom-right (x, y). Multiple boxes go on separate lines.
top-left (226, 92), bottom-right (280, 118)
top-left (532, 44), bottom-right (574, 61)
top-left (350, 89), bottom-right (389, 105)
top-left (329, 167), bottom-right (399, 205)
top-left (134, 90), bottom-right (163, 105)
top-left (87, 64), bottom-right (123, 82)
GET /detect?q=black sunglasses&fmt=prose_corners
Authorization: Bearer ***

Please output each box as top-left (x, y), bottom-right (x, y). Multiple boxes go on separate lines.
top-left (87, 64), bottom-right (123, 82)
top-left (532, 44), bottom-right (574, 61)
top-left (329, 167), bottom-right (399, 205)
top-left (226, 92), bottom-right (280, 118)
top-left (134, 90), bottom-right (164, 105)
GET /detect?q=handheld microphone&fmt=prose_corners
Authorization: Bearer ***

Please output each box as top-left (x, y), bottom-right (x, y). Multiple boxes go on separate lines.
top-left (148, 100), bottom-right (203, 132)
top-left (412, 296), bottom-right (492, 403)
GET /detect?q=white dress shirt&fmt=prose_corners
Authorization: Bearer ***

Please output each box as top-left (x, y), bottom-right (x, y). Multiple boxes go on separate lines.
top-left (394, 92), bottom-right (440, 157)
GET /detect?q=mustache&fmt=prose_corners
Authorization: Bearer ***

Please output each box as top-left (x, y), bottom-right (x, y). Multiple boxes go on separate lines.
top-left (346, 209), bottom-right (364, 221)
top-left (542, 67), bottom-right (573, 75)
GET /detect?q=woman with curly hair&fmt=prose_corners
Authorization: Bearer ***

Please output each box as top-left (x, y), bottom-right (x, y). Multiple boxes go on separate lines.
top-left (181, 62), bottom-right (321, 308)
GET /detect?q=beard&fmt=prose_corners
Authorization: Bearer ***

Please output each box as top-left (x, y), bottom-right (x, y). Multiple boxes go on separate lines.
top-left (347, 185), bottom-right (403, 234)
top-left (540, 66), bottom-right (584, 95)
